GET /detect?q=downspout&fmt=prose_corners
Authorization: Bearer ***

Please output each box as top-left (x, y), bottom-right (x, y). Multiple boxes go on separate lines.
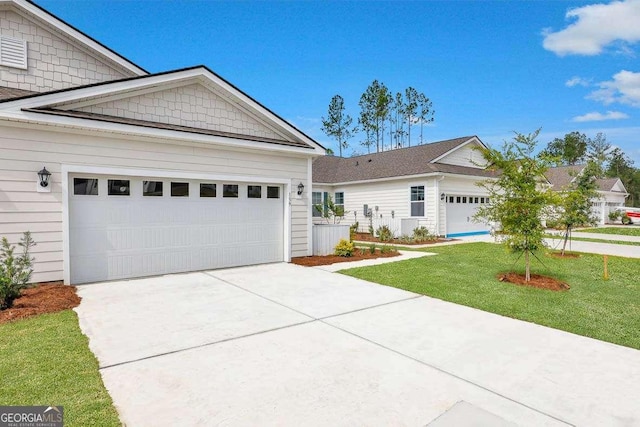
top-left (435, 175), bottom-right (445, 236)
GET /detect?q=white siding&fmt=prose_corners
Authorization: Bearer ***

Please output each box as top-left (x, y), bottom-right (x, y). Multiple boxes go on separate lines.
top-left (0, 123), bottom-right (310, 283)
top-left (437, 142), bottom-right (485, 168)
top-left (321, 178), bottom-right (438, 235)
top-left (0, 9), bottom-right (134, 93)
top-left (62, 84), bottom-right (285, 141)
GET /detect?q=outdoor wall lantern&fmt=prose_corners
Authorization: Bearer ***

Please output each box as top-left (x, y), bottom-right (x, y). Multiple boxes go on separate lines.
top-left (38, 167), bottom-right (51, 188)
top-left (440, 192), bottom-right (446, 201)
top-left (297, 182), bottom-right (304, 195)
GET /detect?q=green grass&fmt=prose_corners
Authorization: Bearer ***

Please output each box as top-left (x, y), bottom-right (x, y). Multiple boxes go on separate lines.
top-left (0, 310), bottom-right (120, 426)
top-left (341, 242), bottom-right (640, 350)
top-left (579, 227), bottom-right (640, 237)
top-left (547, 236), bottom-right (640, 247)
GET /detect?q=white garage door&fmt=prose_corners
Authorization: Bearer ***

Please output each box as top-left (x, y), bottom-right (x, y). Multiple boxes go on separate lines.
top-left (445, 194), bottom-right (490, 237)
top-left (69, 174), bottom-right (284, 284)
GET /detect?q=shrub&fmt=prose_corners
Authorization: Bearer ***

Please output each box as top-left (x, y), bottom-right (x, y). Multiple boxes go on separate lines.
top-left (412, 226), bottom-right (437, 242)
top-left (376, 225), bottom-right (393, 242)
top-left (380, 244), bottom-right (393, 254)
top-left (368, 243), bottom-right (377, 254)
top-left (622, 213), bottom-right (631, 225)
top-left (0, 231), bottom-right (36, 310)
top-left (334, 239), bottom-right (355, 257)
top-left (349, 222), bottom-right (359, 241)
top-left (398, 235), bottom-right (413, 244)
top-left (608, 211), bottom-right (621, 222)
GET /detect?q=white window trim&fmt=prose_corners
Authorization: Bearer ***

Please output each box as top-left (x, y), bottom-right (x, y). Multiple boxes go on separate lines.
top-left (409, 184), bottom-right (426, 218)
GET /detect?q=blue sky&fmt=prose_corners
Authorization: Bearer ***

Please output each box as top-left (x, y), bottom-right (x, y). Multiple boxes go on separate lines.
top-left (39, 0), bottom-right (640, 163)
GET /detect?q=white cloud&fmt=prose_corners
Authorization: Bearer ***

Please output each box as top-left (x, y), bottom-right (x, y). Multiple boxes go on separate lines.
top-left (587, 70), bottom-right (640, 106)
top-left (543, 0), bottom-right (640, 56)
top-left (571, 110), bottom-right (629, 122)
top-left (566, 76), bottom-right (591, 87)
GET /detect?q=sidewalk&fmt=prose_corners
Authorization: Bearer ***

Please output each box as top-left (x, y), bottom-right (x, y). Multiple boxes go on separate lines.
top-left (569, 231), bottom-right (640, 243)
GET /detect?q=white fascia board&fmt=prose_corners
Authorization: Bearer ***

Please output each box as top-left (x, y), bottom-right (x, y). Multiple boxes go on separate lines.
top-left (316, 171), bottom-right (494, 187)
top-left (4, 0), bottom-right (146, 75)
top-left (429, 136), bottom-right (483, 164)
top-left (0, 110), bottom-right (323, 157)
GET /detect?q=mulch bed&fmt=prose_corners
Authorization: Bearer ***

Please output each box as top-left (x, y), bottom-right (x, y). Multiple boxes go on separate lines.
top-left (292, 248), bottom-right (400, 267)
top-left (549, 251), bottom-right (581, 259)
top-left (353, 232), bottom-right (452, 245)
top-left (0, 282), bottom-right (81, 324)
top-left (498, 273), bottom-right (570, 291)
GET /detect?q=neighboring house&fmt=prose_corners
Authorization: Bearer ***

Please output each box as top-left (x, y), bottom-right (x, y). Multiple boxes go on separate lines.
top-left (544, 165), bottom-right (629, 225)
top-left (312, 136), bottom-right (495, 238)
top-left (0, 0), bottom-right (324, 284)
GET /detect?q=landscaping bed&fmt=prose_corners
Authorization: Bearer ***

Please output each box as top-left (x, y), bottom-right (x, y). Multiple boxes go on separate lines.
top-left (498, 272), bottom-right (570, 291)
top-left (292, 247), bottom-right (400, 267)
top-left (353, 232), bottom-right (452, 245)
top-left (0, 282), bottom-right (80, 324)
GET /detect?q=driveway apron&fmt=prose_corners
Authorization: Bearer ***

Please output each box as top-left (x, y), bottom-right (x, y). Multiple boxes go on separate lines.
top-left (75, 263), bottom-right (640, 426)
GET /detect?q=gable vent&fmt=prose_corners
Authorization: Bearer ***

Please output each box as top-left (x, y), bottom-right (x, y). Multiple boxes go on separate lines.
top-left (0, 36), bottom-right (28, 70)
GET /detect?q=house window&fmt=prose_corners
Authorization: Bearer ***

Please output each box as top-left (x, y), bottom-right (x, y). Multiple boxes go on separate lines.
top-left (474, 197), bottom-right (479, 203)
top-left (171, 182), bottom-right (189, 197)
top-left (200, 183), bottom-right (216, 197)
top-left (448, 196), bottom-right (454, 203)
top-left (73, 178), bottom-right (98, 195)
top-left (334, 192), bottom-right (344, 216)
top-left (456, 196), bottom-right (461, 203)
top-left (312, 191), bottom-right (323, 217)
top-left (410, 186), bottom-right (425, 217)
top-left (462, 196), bottom-right (467, 203)
top-left (248, 185), bottom-right (262, 198)
top-left (480, 197), bottom-right (485, 204)
top-left (223, 184), bottom-right (238, 198)
top-left (108, 179), bottom-right (130, 196)
top-left (267, 186), bottom-right (280, 199)
top-left (143, 181), bottom-right (163, 196)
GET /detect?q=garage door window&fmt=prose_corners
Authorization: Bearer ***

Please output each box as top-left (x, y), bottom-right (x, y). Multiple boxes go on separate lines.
top-left (73, 178), bottom-right (98, 195)
top-left (143, 181), bottom-right (163, 196)
top-left (267, 186), bottom-right (280, 199)
top-left (410, 186), bottom-right (425, 217)
top-left (223, 184), bottom-right (238, 198)
top-left (200, 183), bottom-right (216, 197)
top-left (171, 182), bottom-right (189, 197)
top-left (248, 185), bottom-right (262, 198)
top-left (108, 179), bottom-right (130, 196)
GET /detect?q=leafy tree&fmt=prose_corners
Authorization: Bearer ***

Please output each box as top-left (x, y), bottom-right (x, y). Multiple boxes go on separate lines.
top-left (416, 92), bottom-right (434, 145)
top-left (313, 194), bottom-right (346, 224)
top-left (587, 132), bottom-right (611, 177)
top-left (474, 130), bottom-right (556, 282)
top-left (358, 81), bottom-right (378, 153)
top-left (404, 87), bottom-right (419, 147)
top-left (606, 147), bottom-right (640, 207)
top-left (325, 148), bottom-right (335, 156)
top-left (321, 95), bottom-right (356, 158)
top-left (541, 132), bottom-right (588, 166)
top-left (375, 82), bottom-right (391, 151)
top-left (556, 161), bottom-right (599, 255)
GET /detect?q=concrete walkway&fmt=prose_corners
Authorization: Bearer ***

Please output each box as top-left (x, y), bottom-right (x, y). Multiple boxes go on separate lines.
top-left (316, 249), bottom-right (434, 272)
top-left (545, 236), bottom-right (640, 258)
top-left (75, 264), bottom-right (640, 426)
top-left (570, 231), bottom-right (640, 243)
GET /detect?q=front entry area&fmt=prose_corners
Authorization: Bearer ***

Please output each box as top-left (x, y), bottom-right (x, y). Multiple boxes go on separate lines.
top-left (445, 194), bottom-right (490, 237)
top-left (68, 174), bottom-right (284, 284)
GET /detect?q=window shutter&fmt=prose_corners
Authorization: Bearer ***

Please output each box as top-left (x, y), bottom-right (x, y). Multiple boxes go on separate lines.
top-left (0, 36), bottom-right (28, 70)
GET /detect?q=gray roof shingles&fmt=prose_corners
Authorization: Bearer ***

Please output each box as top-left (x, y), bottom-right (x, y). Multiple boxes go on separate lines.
top-left (0, 86), bottom-right (38, 101)
top-left (544, 165), bottom-right (625, 193)
top-left (313, 136), bottom-right (495, 183)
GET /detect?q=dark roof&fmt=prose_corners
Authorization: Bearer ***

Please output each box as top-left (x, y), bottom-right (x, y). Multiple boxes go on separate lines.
top-left (544, 165), bottom-right (584, 188)
top-left (313, 136), bottom-right (495, 183)
top-left (0, 86), bottom-right (38, 101)
top-left (26, 108), bottom-right (313, 149)
top-left (545, 165), bottom-right (626, 193)
top-left (596, 178), bottom-right (624, 192)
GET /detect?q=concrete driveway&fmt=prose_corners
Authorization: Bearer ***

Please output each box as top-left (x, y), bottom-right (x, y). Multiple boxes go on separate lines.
top-left (75, 263), bottom-right (640, 426)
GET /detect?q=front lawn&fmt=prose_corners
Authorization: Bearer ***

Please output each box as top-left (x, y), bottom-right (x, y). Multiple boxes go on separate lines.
top-left (579, 227), bottom-right (640, 237)
top-left (341, 242), bottom-right (640, 350)
top-left (0, 310), bottom-right (120, 426)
